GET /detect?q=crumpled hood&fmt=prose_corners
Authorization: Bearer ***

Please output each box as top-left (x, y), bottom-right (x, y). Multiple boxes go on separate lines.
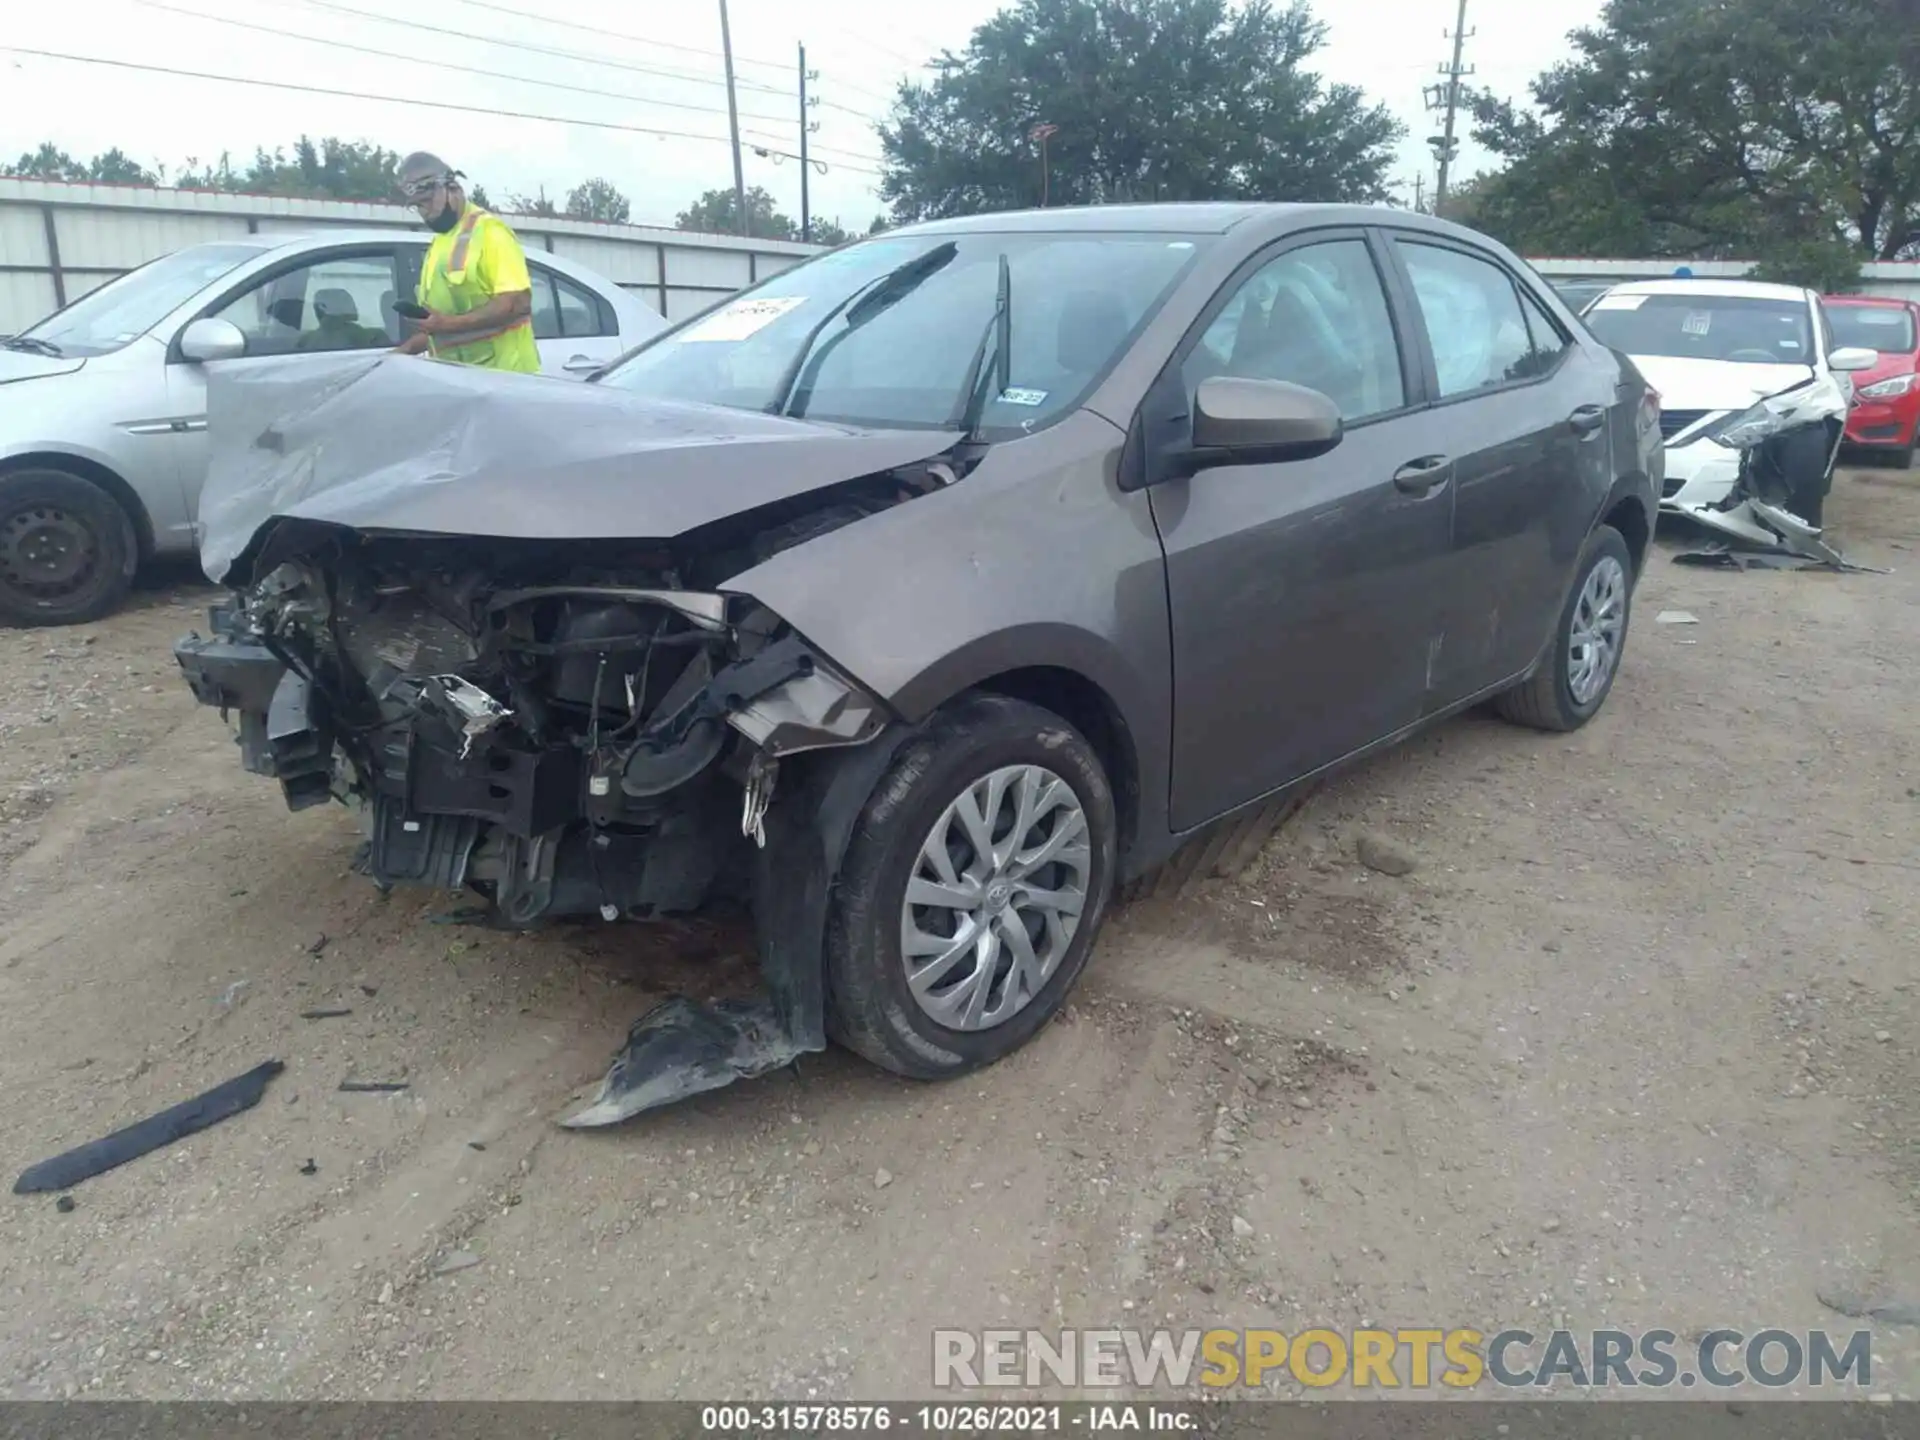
top-left (0, 349), bottom-right (86, 384)
top-left (1629, 354), bottom-right (1816, 413)
top-left (197, 352), bottom-right (962, 585)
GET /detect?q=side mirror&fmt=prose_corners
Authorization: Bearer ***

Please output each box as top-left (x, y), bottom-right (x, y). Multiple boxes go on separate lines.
top-left (179, 318), bottom-right (247, 363)
top-left (1188, 376), bottom-right (1343, 466)
top-left (1829, 346), bottom-right (1878, 373)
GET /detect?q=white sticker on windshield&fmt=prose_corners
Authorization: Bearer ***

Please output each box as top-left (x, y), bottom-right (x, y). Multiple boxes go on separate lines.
top-left (679, 295), bottom-right (806, 343)
top-left (1590, 294), bottom-right (1646, 311)
top-left (1682, 311), bottom-right (1713, 337)
top-left (999, 387), bottom-right (1049, 406)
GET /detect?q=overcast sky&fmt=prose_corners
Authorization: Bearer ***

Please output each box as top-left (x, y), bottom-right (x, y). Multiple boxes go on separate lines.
top-left (2, 0), bottom-right (1604, 233)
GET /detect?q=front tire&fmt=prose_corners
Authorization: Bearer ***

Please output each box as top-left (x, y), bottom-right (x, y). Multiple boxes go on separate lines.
top-left (824, 692), bottom-right (1118, 1081)
top-left (1494, 524), bottom-right (1634, 733)
top-left (0, 468), bottom-right (138, 628)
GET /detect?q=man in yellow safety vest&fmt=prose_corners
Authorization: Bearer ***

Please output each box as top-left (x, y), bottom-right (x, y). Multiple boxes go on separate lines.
top-left (392, 151), bottom-right (541, 374)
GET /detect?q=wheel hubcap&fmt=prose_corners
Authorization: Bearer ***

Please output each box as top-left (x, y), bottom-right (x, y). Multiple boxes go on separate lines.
top-left (899, 763), bottom-right (1092, 1032)
top-left (0, 505), bottom-right (99, 597)
top-left (1567, 555), bottom-right (1627, 706)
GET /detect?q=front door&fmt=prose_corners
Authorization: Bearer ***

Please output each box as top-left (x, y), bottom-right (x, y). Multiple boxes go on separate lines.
top-left (1385, 236), bottom-right (1615, 703)
top-left (1144, 230), bottom-right (1454, 833)
top-left (164, 247), bottom-right (403, 530)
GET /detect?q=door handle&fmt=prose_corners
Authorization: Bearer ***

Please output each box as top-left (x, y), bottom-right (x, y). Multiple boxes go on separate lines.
top-left (563, 355), bottom-right (601, 373)
top-left (1569, 404), bottom-right (1606, 436)
top-left (1392, 456), bottom-right (1453, 494)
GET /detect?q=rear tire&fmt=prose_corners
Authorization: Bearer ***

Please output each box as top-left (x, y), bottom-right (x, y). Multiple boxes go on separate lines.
top-left (824, 692), bottom-right (1117, 1081)
top-left (0, 468), bottom-right (137, 628)
top-left (1494, 524), bottom-right (1634, 733)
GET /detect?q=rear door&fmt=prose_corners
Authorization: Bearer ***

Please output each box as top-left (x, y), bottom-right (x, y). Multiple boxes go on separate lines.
top-left (1382, 233), bottom-right (1613, 705)
top-left (1145, 227), bottom-right (1454, 832)
top-left (528, 262), bottom-right (627, 379)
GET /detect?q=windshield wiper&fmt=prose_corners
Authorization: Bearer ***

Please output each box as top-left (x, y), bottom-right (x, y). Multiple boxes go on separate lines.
top-left (767, 241), bottom-right (958, 418)
top-left (2, 335), bottom-right (63, 357)
top-left (948, 252), bottom-right (1012, 440)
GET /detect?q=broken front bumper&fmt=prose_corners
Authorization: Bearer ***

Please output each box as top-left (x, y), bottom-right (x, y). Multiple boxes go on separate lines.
top-left (1659, 437), bottom-right (1742, 513)
top-left (173, 607), bottom-right (333, 809)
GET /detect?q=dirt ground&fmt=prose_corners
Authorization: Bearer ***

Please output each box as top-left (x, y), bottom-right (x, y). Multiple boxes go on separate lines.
top-left (2, 465), bottom-right (1918, 1403)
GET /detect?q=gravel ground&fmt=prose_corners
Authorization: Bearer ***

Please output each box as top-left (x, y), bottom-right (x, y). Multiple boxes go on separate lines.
top-left (1, 466), bottom-right (1917, 1402)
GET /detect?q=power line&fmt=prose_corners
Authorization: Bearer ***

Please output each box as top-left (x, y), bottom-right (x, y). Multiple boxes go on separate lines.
top-left (133, 0), bottom-right (796, 127)
top-left (0, 46), bottom-right (884, 176)
top-left (741, 128), bottom-right (882, 166)
top-left (444, 0), bottom-right (794, 78)
top-left (277, 0), bottom-right (795, 97)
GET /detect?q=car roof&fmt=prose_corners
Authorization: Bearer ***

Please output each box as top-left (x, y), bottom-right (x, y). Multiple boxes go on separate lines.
top-left (888, 201), bottom-right (1486, 241)
top-left (1605, 277), bottom-right (1811, 303)
top-left (1823, 292), bottom-right (1914, 307)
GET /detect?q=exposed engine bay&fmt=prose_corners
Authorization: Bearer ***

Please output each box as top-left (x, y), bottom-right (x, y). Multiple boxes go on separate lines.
top-left (176, 460), bottom-right (957, 1125)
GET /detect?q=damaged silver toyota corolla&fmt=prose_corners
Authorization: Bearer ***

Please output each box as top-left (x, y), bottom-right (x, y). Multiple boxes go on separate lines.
top-left (174, 204), bottom-right (1661, 1126)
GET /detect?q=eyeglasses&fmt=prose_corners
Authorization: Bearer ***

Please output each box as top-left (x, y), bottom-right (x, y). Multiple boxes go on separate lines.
top-left (400, 176), bottom-right (451, 201)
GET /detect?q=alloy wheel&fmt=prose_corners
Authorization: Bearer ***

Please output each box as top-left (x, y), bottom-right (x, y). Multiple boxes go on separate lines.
top-left (899, 763), bottom-right (1092, 1032)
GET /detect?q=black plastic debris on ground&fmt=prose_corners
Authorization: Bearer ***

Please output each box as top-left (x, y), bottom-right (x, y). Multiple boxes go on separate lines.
top-left (338, 1079), bottom-right (409, 1093)
top-left (299, 1007), bottom-right (353, 1020)
top-left (13, 1060), bottom-right (285, 1194)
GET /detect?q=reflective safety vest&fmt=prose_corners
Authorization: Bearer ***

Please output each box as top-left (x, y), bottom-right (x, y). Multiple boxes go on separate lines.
top-left (416, 204), bottom-right (541, 374)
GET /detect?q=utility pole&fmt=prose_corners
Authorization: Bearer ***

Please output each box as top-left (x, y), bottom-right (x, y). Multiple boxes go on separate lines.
top-left (798, 42), bottom-right (815, 243)
top-left (1422, 0), bottom-right (1474, 216)
top-left (1030, 122), bottom-right (1059, 207)
top-left (718, 0), bottom-right (748, 236)
top-left (1413, 173), bottom-right (1426, 214)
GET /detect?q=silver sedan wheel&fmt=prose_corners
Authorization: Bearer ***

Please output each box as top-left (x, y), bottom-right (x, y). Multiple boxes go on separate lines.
top-left (899, 764), bottom-right (1092, 1032)
top-left (1567, 555), bottom-right (1627, 706)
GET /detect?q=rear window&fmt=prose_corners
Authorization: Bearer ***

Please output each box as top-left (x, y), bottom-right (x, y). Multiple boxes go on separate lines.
top-left (1585, 292), bottom-right (1812, 364)
top-left (1824, 303), bottom-right (1916, 355)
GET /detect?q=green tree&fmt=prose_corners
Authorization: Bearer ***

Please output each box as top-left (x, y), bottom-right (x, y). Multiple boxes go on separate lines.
top-left (505, 185), bottom-right (561, 218)
top-left (237, 137), bottom-right (403, 202)
top-left (675, 185), bottom-right (854, 243)
top-left (1463, 0), bottom-right (1916, 271)
top-left (10, 142), bottom-right (85, 180)
top-left (876, 0), bottom-right (1402, 222)
top-left (9, 142), bottom-right (157, 185)
top-left (565, 177), bottom-right (631, 223)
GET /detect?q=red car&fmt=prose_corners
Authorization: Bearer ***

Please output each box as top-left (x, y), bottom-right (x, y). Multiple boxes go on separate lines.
top-left (1824, 294), bottom-right (1920, 467)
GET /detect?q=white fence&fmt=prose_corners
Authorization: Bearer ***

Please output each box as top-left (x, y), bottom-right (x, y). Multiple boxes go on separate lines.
top-left (1530, 256), bottom-right (1920, 301)
top-left (0, 177), bottom-right (822, 335)
top-left (4, 178), bottom-right (1917, 336)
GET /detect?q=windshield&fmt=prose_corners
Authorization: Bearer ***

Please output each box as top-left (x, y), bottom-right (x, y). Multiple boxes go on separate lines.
top-left (598, 231), bottom-right (1209, 433)
top-left (1584, 292), bottom-right (1814, 365)
top-left (19, 243), bottom-right (263, 357)
top-left (1824, 303), bottom-right (1916, 356)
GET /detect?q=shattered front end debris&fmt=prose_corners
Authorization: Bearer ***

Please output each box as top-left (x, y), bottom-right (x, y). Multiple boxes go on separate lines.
top-left (175, 353), bottom-right (959, 1126)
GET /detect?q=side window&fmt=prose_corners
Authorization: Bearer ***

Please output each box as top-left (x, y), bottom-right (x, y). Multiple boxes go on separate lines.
top-left (1182, 238), bottom-right (1406, 422)
top-left (209, 253), bottom-right (398, 357)
top-left (527, 269), bottom-right (562, 341)
top-left (552, 272), bottom-right (607, 338)
top-left (1396, 241), bottom-right (1535, 398)
top-left (1515, 284), bottom-right (1574, 379)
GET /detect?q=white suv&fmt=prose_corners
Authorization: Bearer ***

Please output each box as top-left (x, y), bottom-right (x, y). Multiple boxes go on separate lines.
top-left (1581, 278), bottom-right (1877, 519)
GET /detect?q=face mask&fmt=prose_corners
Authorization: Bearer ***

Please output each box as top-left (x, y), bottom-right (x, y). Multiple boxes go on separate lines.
top-left (425, 194), bottom-right (461, 233)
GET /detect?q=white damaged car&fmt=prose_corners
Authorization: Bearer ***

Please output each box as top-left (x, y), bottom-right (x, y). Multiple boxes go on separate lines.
top-left (1582, 278), bottom-right (1877, 529)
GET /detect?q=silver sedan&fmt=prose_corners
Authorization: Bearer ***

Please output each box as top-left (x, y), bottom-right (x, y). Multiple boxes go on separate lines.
top-left (0, 230), bottom-right (666, 626)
